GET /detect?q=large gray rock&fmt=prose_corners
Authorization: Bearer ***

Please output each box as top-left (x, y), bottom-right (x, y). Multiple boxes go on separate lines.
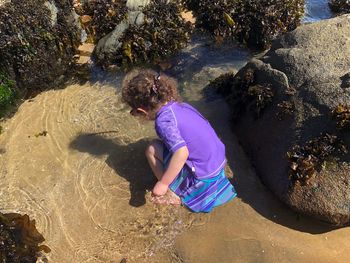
top-left (225, 14), bottom-right (350, 225)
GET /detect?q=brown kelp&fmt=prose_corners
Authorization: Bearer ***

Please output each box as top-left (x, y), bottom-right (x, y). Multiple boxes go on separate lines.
top-left (0, 212), bottom-right (50, 262)
top-left (182, 0), bottom-right (304, 49)
top-left (328, 0), bottom-right (350, 13)
top-left (276, 100), bottom-right (295, 120)
top-left (0, 0), bottom-right (80, 91)
top-left (206, 72), bottom-right (236, 97)
top-left (332, 104), bottom-right (350, 130)
top-left (287, 134), bottom-right (348, 185)
top-left (111, 0), bottom-right (193, 67)
top-left (182, 0), bottom-right (238, 42)
top-left (276, 86), bottom-right (297, 120)
top-left (225, 68), bottom-right (274, 120)
top-left (74, 0), bottom-right (128, 42)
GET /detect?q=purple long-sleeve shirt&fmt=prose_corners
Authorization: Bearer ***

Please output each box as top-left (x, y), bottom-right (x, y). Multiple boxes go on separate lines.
top-left (155, 101), bottom-right (226, 180)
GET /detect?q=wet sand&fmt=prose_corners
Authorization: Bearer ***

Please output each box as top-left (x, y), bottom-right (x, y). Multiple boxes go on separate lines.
top-left (0, 79), bottom-right (349, 262)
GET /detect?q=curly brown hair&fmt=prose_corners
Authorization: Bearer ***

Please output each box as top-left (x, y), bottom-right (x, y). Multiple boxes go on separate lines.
top-left (122, 69), bottom-right (181, 114)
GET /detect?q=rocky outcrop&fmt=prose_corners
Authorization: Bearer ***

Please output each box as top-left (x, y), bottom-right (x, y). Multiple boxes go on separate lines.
top-left (91, 0), bottom-right (192, 67)
top-left (182, 0), bottom-right (305, 49)
top-left (216, 14), bottom-right (350, 225)
top-left (73, 0), bottom-right (128, 43)
top-left (0, 0), bottom-right (81, 92)
top-left (329, 0), bottom-right (350, 14)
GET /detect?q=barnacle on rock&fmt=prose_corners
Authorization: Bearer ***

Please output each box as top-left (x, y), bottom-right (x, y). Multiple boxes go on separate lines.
top-left (332, 104), bottom-right (350, 130)
top-left (182, 0), bottom-right (304, 49)
top-left (287, 133), bottom-right (348, 185)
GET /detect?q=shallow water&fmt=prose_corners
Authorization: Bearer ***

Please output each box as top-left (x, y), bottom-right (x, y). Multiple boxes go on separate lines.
top-left (0, 1), bottom-right (349, 262)
top-left (303, 0), bottom-right (333, 23)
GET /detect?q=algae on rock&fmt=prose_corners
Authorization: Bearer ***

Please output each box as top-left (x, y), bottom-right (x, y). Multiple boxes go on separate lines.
top-left (94, 0), bottom-right (193, 67)
top-left (0, 0), bottom-right (81, 92)
top-left (211, 15), bottom-right (350, 225)
top-left (182, 0), bottom-right (304, 49)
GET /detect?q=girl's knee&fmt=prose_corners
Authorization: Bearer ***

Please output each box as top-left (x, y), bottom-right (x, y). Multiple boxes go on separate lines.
top-left (145, 144), bottom-right (155, 158)
top-left (145, 139), bottom-right (163, 160)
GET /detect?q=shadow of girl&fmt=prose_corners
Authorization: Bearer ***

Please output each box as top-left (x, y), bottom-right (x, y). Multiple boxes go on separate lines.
top-left (70, 133), bottom-right (156, 207)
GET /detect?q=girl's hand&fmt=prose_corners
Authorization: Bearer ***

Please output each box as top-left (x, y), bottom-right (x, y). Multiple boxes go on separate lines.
top-left (152, 181), bottom-right (169, 196)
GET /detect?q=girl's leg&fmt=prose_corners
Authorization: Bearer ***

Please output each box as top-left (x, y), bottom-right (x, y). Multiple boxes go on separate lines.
top-left (145, 139), bottom-right (164, 180)
top-left (145, 140), bottom-right (181, 205)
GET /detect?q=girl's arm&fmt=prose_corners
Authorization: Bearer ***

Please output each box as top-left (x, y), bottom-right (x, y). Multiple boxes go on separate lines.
top-left (152, 146), bottom-right (189, 196)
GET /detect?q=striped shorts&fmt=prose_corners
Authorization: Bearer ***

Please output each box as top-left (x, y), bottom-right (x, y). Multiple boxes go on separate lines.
top-left (164, 149), bottom-right (237, 212)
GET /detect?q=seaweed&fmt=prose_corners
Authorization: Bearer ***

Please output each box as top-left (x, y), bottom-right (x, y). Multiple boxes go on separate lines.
top-left (182, 0), bottom-right (237, 42)
top-left (113, 0), bottom-right (193, 67)
top-left (34, 130), bottom-right (48, 137)
top-left (225, 68), bottom-right (274, 120)
top-left (247, 84), bottom-right (274, 117)
top-left (287, 133), bottom-right (348, 185)
top-left (182, 0), bottom-right (304, 49)
top-left (74, 0), bottom-right (128, 42)
top-left (0, 212), bottom-right (50, 262)
top-left (206, 72), bottom-right (236, 97)
top-left (0, 0), bottom-right (81, 91)
top-left (277, 100), bottom-right (295, 120)
top-left (332, 104), bottom-right (350, 130)
top-left (233, 0), bottom-right (304, 49)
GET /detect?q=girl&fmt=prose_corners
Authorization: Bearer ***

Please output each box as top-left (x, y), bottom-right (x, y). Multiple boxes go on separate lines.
top-left (122, 69), bottom-right (237, 212)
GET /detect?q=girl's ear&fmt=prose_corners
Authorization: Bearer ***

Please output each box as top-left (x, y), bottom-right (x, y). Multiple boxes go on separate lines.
top-left (136, 107), bottom-right (148, 115)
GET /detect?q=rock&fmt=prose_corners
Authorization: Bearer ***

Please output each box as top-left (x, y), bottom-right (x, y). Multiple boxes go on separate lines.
top-left (95, 21), bottom-right (129, 62)
top-left (73, 0), bottom-right (128, 42)
top-left (0, 0), bottom-right (81, 92)
top-left (0, 0), bottom-right (10, 7)
top-left (93, 0), bottom-right (192, 67)
top-left (219, 14), bottom-right (350, 225)
top-left (44, 1), bottom-right (58, 26)
top-left (126, 0), bottom-right (151, 11)
top-left (182, 0), bottom-right (304, 49)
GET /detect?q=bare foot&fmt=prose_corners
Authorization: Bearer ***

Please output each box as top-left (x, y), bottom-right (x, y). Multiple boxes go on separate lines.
top-left (151, 191), bottom-right (181, 205)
